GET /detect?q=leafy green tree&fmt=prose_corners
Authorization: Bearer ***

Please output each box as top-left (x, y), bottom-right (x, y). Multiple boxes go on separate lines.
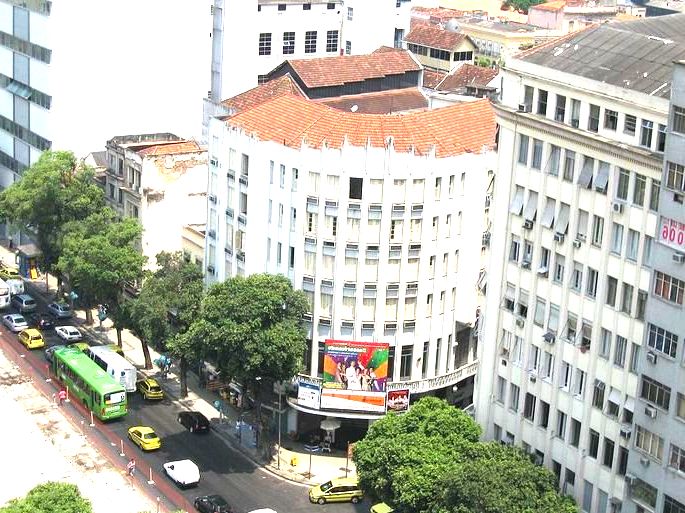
top-left (0, 151), bottom-right (104, 287)
top-left (0, 482), bottom-right (93, 513)
top-left (502, 0), bottom-right (546, 13)
top-left (353, 397), bottom-right (577, 513)
top-left (199, 273), bottom-right (309, 389)
top-left (57, 208), bottom-right (145, 332)
top-left (127, 252), bottom-right (204, 386)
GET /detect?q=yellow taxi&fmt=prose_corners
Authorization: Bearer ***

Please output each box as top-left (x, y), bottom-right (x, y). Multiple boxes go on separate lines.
top-left (127, 426), bottom-right (161, 451)
top-left (137, 378), bottom-right (163, 400)
top-left (68, 341), bottom-right (90, 352)
top-left (18, 328), bottom-right (45, 349)
top-left (309, 477), bottom-right (363, 505)
top-left (0, 265), bottom-right (20, 280)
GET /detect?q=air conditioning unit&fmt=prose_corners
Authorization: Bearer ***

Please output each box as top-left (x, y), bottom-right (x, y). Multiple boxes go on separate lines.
top-left (543, 331), bottom-right (556, 344)
top-left (624, 474), bottom-right (636, 486)
top-left (645, 406), bottom-right (657, 419)
top-left (206, 265), bottom-right (215, 275)
top-left (208, 194), bottom-right (217, 203)
top-left (225, 208), bottom-right (234, 218)
top-left (500, 347), bottom-right (510, 357)
top-left (573, 239), bottom-right (582, 248)
top-left (553, 233), bottom-right (565, 243)
top-left (515, 317), bottom-right (525, 328)
top-left (209, 157), bottom-right (218, 166)
top-left (207, 229), bottom-right (216, 239)
top-left (612, 201), bottom-right (624, 214)
top-left (576, 234), bottom-right (586, 242)
top-left (523, 220), bottom-right (534, 230)
top-left (522, 260), bottom-right (531, 269)
top-left (646, 351), bottom-right (657, 364)
top-left (224, 246), bottom-right (233, 256)
top-left (640, 456), bottom-right (651, 467)
top-left (518, 103), bottom-right (532, 113)
top-left (529, 373), bottom-right (537, 383)
top-left (673, 252), bottom-right (685, 264)
top-left (537, 267), bottom-right (549, 277)
top-left (619, 426), bottom-right (632, 439)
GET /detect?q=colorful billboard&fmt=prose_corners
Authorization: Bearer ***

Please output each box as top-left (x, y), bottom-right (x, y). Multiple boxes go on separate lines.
top-left (659, 216), bottom-right (685, 252)
top-left (320, 339), bottom-right (389, 413)
top-left (297, 376), bottom-right (322, 410)
top-left (386, 389), bottom-right (410, 413)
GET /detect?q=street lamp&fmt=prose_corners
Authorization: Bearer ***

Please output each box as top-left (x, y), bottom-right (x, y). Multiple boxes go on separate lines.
top-left (276, 382), bottom-right (284, 470)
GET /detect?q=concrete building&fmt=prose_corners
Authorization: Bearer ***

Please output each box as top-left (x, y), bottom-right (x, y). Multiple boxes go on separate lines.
top-left (101, 134), bottom-right (207, 268)
top-left (0, 0), bottom-right (209, 174)
top-left (623, 61), bottom-right (685, 513)
top-left (404, 23), bottom-right (477, 72)
top-left (474, 14), bottom-right (685, 512)
top-left (527, 0), bottom-right (619, 33)
top-left (206, 80), bottom-right (495, 432)
top-left (202, 0), bottom-right (433, 140)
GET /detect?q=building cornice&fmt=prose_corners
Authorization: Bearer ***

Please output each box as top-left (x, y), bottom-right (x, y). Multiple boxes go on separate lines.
top-left (495, 103), bottom-right (663, 174)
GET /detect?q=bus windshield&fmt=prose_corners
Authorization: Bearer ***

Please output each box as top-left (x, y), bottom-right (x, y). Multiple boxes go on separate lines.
top-left (105, 391), bottom-right (126, 404)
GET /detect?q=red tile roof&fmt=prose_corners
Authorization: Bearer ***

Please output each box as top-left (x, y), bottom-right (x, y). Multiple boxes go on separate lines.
top-left (226, 95), bottom-right (495, 158)
top-left (221, 74), bottom-right (305, 115)
top-left (436, 64), bottom-right (499, 91)
top-left (531, 0), bottom-right (566, 11)
top-left (283, 49), bottom-right (421, 88)
top-left (405, 25), bottom-right (469, 51)
top-left (423, 69), bottom-right (448, 89)
top-left (136, 140), bottom-right (204, 156)
top-left (316, 88), bottom-right (428, 114)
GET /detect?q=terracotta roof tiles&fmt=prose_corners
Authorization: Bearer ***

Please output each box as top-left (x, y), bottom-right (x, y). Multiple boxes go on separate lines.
top-left (221, 74), bottom-right (305, 115)
top-left (136, 141), bottom-right (204, 156)
top-left (316, 88), bottom-right (428, 114)
top-left (405, 25), bottom-right (468, 51)
top-left (283, 50), bottom-right (421, 89)
top-left (436, 64), bottom-right (499, 91)
top-left (423, 69), bottom-right (448, 89)
top-left (226, 95), bottom-right (495, 158)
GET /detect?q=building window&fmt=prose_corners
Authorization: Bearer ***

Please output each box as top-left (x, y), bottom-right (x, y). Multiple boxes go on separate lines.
top-left (537, 89), bottom-right (548, 115)
top-left (453, 50), bottom-right (473, 61)
top-left (430, 48), bottom-right (450, 61)
top-left (586, 268), bottom-right (598, 298)
top-left (347, 6), bottom-right (353, 19)
top-left (305, 31), bottom-right (317, 53)
top-left (620, 283), bottom-right (633, 314)
top-left (635, 425), bottom-right (664, 461)
top-left (283, 31), bottom-right (295, 54)
top-left (606, 276), bottom-right (617, 307)
top-left (592, 380), bottom-right (605, 409)
top-left (538, 400), bottom-right (550, 428)
top-left (517, 135), bottom-right (529, 165)
top-left (604, 109), bottom-right (618, 130)
top-left (496, 376), bottom-right (506, 403)
top-left (554, 94), bottom-right (565, 122)
top-left (569, 418), bottom-right (581, 447)
top-left (630, 478), bottom-right (657, 509)
top-left (570, 98), bottom-right (580, 127)
top-left (326, 30), bottom-right (338, 53)
top-left (399, 346), bottom-right (412, 380)
top-left (616, 168), bottom-right (630, 200)
top-left (258, 33), bottom-right (272, 55)
top-left (640, 119), bottom-right (653, 147)
top-left (667, 161), bottom-right (685, 192)
top-left (633, 173), bottom-right (646, 206)
top-left (613, 335), bottom-right (627, 367)
top-left (648, 323), bottom-right (678, 358)
top-left (588, 104), bottom-right (600, 132)
top-left (591, 215), bottom-right (603, 246)
top-left (531, 139), bottom-right (543, 170)
top-left (588, 429), bottom-right (599, 458)
top-left (563, 150), bottom-right (575, 182)
top-left (624, 113), bottom-right (636, 134)
top-left (657, 123), bottom-right (667, 152)
top-left (626, 229), bottom-right (639, 261)
top-left (602, 438), bottom-right (615, 469)
top-left (303, 2), bottom-right (311, 9)
top-left (556, 410), bottom-right (567, 439)
top-left (673, 105), bottom-right (685, 134)
top-left (345, 41), bottom-right (351, 55)
top-left (640, 375), bottom-right (671, 410)
top-left (669, 445), bottom-right (685, 474)
top-left (509, 383), bottom-right (520, 411)
top-left (654, 271), bottom-right (685, 305)
top-left (664, 496), bottom-right (685, 513)
top-left (523, 392), bottom-right (536, 420)
top-left (327, 2), bottom-right (335, 8)
top-left (678, 393), bottom-right (685, 421)
top-left (278, 3), bottom-right (286, 10)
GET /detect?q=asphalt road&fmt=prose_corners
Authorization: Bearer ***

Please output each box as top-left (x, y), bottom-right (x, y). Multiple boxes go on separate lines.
top-left (2, 292), bottom-right (368, 513)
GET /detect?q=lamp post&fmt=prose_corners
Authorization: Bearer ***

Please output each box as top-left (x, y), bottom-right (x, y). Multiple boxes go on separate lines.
top-left (277, 384), bottom-right (282, 470)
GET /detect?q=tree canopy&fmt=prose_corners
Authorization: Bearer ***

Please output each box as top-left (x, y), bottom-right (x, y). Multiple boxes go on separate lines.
top-left (353, 397), bottom-right (578, 513)
top-left (0, 482), bottom-right (93, 513)
top-left (502, 0), bottom-right (546, 13)
top-left (0, 151), bottom-right (104, 275)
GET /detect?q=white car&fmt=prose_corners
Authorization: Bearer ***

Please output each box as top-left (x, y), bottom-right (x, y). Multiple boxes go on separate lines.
top-left (55, 326), bottom-right (83, 342)
top-left (3, 314), bottom-right (28, 333)
top-left (163, 459), bottom-right (200, 488)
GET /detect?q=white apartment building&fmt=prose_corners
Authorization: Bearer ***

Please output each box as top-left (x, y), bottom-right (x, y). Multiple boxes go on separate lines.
top-left (102, 134), bottom-right (207, 268)
top-left (0, 0), bottom-right (208, 191)
top-left (207, 92), bottom-right (495, 428)
top-left (202, 0), bottom-right (435, 139)
top-left (475, 14), bottom-right (685, 513)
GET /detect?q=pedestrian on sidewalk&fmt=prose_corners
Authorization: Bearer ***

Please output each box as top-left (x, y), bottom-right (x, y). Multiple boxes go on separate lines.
top-left (127, 458), bottom-right (136, 477)
top-left (58, 388), bottom-right (67, 406)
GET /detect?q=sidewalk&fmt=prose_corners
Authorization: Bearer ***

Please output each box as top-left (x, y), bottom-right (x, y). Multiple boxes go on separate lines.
top-left (0, 243), bottom-right (355, 487)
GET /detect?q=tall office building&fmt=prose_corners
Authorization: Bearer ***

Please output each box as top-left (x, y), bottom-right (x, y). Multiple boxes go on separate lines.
top-left (623, 61), bottom-right (685, 513)
top-left (474, 14), bottom-right (685, 512)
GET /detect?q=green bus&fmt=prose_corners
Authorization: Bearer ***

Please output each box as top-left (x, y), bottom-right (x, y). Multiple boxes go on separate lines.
top-left (52, 346), bottom-right (127, 420)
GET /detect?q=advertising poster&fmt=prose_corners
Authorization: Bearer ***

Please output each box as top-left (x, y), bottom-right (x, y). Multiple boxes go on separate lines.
top-left (297, 376), bottom-right (322, 410)
top-left (320, 339), bottom-right (389, 413)
top-left (659, 216), bottom-right (685, 251)
top-left (386, 388), bottom-right (410, 413)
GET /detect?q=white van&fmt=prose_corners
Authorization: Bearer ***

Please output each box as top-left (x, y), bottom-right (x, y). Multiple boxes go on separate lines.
top-left (7, 279), bottom-right (24, 296)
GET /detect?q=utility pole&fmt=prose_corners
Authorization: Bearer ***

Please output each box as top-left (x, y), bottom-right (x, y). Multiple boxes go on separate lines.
top-left (277, 385), bottom-right (282, 470)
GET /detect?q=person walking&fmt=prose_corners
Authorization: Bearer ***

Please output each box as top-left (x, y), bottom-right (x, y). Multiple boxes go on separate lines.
top-left (58, 389), bottom-right (67, 406)
top-left (127, 458), bottom-right (136, 477)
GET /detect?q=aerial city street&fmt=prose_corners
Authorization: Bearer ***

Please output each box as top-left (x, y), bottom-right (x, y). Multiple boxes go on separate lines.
top-left (1, 0), bottom-right (685, 513)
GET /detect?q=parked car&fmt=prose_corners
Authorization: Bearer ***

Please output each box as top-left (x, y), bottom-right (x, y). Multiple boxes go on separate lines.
top-left (27, 313), bottom-right (55, 330)
top-left (177, 411), bottom-right (210, 433)
top-left (3, 314), bottom-right (28, 332)
top-left (128, 426), bottom-right (161, 451)
top-left (137, 378), bottom-right (164, 400)
top-left (370, 504), bottom-right (397, 513)
top-left (18, 328), bottom-right (45, 349)
top-left (194, 494), bottom-right (233, 513)
top-left (163, 459), bottom-right (200, 488)
top-left (55, 325), bottom-right (83, 342)
top-left (44, 344), bottom-right (67, 363)
top-left (11, 294), bottom-right (36, 313)
top-left (0, 266), bottom-right (20, 280)
top-left (47, 302), bottom-right (73, 319)
top-left (309, 477), bottom-right (363, 505)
